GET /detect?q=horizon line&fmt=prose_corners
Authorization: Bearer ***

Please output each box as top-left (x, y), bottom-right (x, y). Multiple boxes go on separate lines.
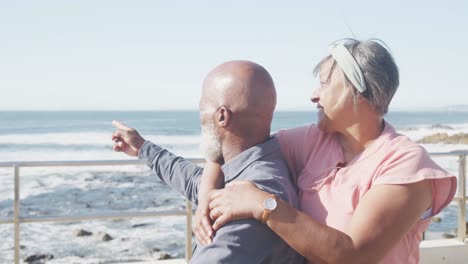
top-left (0, 107), bottom-right (467, 112)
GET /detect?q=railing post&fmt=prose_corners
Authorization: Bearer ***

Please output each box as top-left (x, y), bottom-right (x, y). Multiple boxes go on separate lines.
top-left (457, 154), bottom-right (466, 242)
top-left (13, 165), bottom-right (20, 264)
top-left (185, 200), bottom-right (193, 262)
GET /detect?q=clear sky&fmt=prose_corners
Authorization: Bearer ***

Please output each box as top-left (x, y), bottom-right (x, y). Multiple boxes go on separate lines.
top-left (0, 0), bottom-right (466, 111)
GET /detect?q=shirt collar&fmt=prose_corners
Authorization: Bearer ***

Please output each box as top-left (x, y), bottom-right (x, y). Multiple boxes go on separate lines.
top-left (221, 136), bottom-right (280, 183)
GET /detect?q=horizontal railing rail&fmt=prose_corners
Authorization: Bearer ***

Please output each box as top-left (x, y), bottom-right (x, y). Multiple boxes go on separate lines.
top-left (0, 153), bottom-right (466, 264)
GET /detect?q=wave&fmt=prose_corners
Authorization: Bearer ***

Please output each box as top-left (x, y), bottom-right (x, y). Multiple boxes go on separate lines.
top-left (0, 132), bottom-right (202, 146)
top-left (1, 122), bottom-right (468, 146)
top-left (0, 148), bottom-right (202, 162)
top-left (0, 132), bottom-right (202, 162)
top-left (0, 124), bottom-right (466, 163)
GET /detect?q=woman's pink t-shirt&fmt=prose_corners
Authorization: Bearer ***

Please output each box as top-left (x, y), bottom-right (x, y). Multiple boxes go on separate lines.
top-left (277, 121), bottom-right (457, 264)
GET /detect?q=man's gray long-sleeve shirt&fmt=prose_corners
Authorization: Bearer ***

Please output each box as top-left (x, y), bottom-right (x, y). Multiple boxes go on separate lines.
top-left (139, 137), bottom-right (303, 264)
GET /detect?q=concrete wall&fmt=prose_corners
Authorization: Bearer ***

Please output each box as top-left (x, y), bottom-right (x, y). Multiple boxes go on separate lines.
top-left (420, 239), bottom-right (468, 264)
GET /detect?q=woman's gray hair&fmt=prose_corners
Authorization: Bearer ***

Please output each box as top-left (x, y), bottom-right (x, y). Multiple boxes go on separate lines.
top-left (314, 39), bottom-right (399, 115)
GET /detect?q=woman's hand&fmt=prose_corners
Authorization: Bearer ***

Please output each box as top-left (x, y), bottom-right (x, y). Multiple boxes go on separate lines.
top-left (209, 181), bottom-right (269, 230)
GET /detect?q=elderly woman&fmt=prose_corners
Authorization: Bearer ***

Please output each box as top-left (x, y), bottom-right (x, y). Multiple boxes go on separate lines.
top-left (196, 39), bottom-right (457, 263)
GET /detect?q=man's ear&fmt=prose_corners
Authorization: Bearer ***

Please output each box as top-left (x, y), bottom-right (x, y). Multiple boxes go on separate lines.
top-left (216, 106), bottom-right (231, 127)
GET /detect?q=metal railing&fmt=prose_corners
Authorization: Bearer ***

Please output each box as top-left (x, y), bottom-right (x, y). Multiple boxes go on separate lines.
top-left (0, 159), bottom-right (203, 264)
top-left (427, 151), bottom-right (467, 242)
top-left (0, 153), bottom-right (466, 264)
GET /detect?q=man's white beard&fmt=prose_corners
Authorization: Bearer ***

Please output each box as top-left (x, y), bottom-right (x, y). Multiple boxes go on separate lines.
top-left (200, 122), bottom-right (222, 162)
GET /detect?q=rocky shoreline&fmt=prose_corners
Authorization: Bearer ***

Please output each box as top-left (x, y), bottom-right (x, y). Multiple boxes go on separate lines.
top-left (417, 132), bottom-right (468, 144)
top-left (22, 220), bottom-right (468, 263)
top-left (23, 228), bottom-right (174, 263)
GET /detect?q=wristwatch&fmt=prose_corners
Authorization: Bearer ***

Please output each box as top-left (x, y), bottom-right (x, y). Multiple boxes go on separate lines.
top-left (261, 195), bottom-right (277, 224)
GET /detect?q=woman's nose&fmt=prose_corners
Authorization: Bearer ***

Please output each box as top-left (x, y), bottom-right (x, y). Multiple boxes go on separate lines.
top-left (310, 89), bottom-right (319, 103)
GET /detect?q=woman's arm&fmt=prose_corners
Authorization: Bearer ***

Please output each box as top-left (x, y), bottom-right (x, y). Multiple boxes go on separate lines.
top-left (198, 161), bottom-right (224, 201)
top-left (193, 160), bottom-right (224, 244)
top-left (209, 180), bottom-right (432, 264)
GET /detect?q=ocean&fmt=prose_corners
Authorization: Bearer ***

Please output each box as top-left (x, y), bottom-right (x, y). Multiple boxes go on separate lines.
top-left (0, 110), bottom-right (467, 263)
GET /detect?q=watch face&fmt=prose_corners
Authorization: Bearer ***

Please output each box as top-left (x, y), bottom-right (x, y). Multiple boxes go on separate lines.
top-left (264, 198), bottom-right (277, 210)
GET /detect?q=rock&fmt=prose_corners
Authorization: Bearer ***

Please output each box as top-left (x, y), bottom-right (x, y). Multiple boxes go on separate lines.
top-left (96, 232), bottom-right (113, 241)
top-left (84, 176), bottom-right (96, 181)
top-left (153, 251), bottom-right (171, 260)
top-left (442, 233), bottom-right (456, 239)
top-left (20, 245), bottom-right (27, 249)
top-left (431, 216), bottom-right (442, 222)
top-left (417, 132), bottom-right (468, 144)
top-left (149, 247), bottom-right (161, 253)
top-left (131, 223), bottom-right (151, 228)
top-left (73, 229), bottom-right (93, 237)
top-left (24, 254), bottom-right (54, 263)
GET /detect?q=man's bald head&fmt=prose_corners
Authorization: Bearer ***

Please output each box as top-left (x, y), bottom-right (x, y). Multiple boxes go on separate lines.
top-left (201, 60), bottom-right (276, 118)
top-left (199, 61), bottom-right (277, 161)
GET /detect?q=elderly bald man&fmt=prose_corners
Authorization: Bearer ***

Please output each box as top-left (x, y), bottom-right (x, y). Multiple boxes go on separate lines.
top-left (112, 61), bottom-right (302, 263)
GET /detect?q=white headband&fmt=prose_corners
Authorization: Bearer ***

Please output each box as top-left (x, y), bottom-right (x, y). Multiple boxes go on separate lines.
top-left (329, 44), bottom-right (367, 93)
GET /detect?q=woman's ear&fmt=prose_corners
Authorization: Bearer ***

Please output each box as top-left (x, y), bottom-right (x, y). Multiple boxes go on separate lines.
top-left (216, 106), bottom-right (231, 127)
top-left (357, 93), bottom-right (366, 103)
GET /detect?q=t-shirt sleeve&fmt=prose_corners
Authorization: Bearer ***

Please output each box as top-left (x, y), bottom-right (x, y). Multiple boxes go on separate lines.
top-left (373, 145), bottom-right (457, 215)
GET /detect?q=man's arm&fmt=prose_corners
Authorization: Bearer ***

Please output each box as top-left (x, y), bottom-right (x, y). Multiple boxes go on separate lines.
top-left (112, 120), bottom-right (202, 204)
top-left (138, 140), bottom-right (203, 204)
